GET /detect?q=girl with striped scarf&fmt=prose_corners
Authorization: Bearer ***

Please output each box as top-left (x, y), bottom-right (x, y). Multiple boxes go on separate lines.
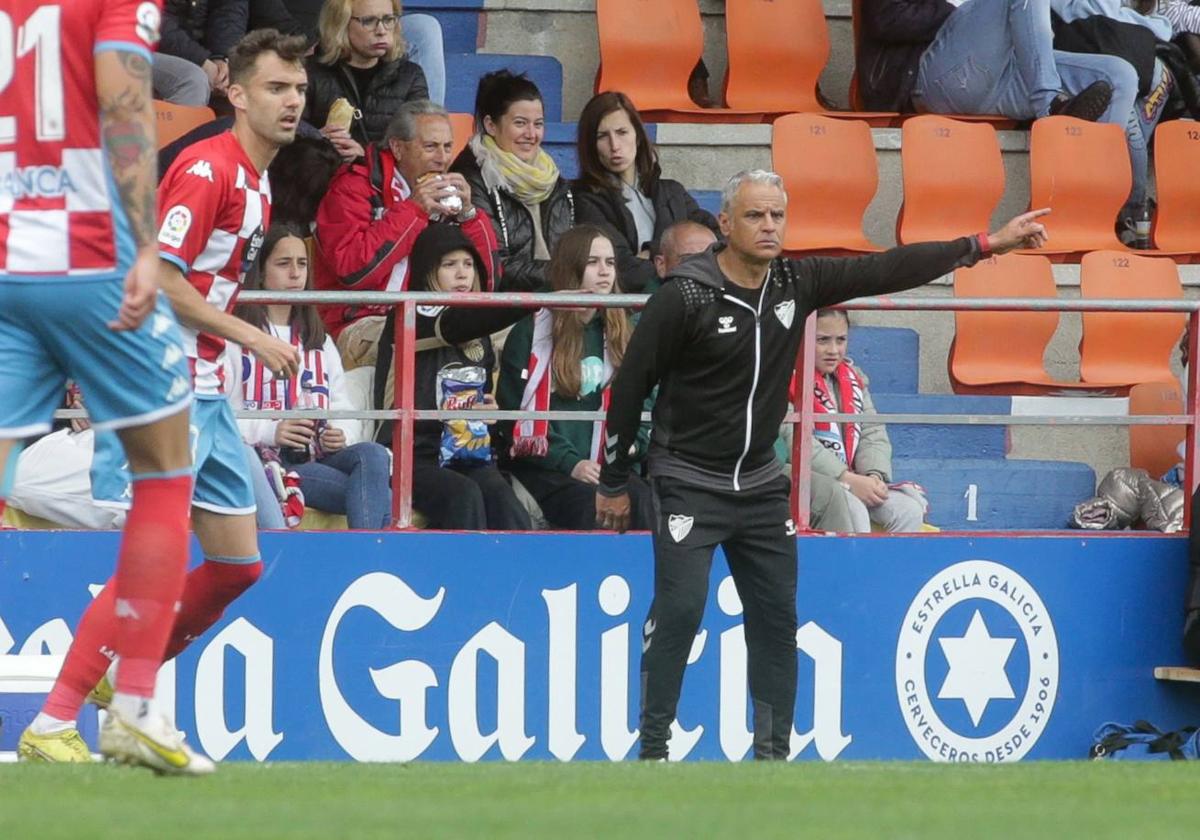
top-left (235, 224), bottom-right (393, 529)
top-left (497, 225), bottom-right (654, 530)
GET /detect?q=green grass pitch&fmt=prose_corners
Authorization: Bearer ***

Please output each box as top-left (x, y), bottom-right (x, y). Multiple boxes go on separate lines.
top-left (2, 761), bottom-right (1198, 839)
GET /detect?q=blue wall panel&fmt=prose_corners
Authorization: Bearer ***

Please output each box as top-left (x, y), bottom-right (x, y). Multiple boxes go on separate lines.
top-left (1, 532), bottom-right (1194, 763)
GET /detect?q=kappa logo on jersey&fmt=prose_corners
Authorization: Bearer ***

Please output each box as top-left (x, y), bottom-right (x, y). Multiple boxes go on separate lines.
top-left (136, 2), bottom-right (162, 46)
top-left (775, 300), bottom-right (796, 329)
top-left (717, 315), bottom-right (737, 335)
top-left (668, 514), bottom-right (694, 543)
top-left (158, 206), bottom-right (193, 248)
top-left (186, 160), bottom-right (214, 182)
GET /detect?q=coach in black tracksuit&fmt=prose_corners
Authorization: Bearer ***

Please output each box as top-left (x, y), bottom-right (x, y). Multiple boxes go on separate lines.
top-left (594, 170), bottom-right (1050, 760)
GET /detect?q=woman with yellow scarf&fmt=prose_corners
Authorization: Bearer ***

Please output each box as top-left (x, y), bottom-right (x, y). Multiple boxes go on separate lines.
top-left (451, 70), bottom-right (575, 292)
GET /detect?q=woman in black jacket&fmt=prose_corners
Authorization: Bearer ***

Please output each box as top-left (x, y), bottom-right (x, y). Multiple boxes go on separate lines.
top-left (304, 0), bottom-right (428, 161)
top-left (374, 224), bottom-right (532, 531)
top-left (450, 70), bottom-right (575, 292)
top-left (574, 91), bottom-right (718, 293)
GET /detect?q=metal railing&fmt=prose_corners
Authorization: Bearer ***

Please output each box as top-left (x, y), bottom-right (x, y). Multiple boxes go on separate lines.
top-left (230, 289), bottom-right (1200, 532)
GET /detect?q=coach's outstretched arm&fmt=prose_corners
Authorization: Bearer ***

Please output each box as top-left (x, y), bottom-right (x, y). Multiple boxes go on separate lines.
top-left (96, 47), bottom-right (159, 331)
top-left (801, 208), bottom-right (1051, 311)
top-left (594, 283), bottom-right (690, 531)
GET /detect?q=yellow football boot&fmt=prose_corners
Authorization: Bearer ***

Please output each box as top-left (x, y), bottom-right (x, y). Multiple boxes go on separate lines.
top-left (17, 727), bottom-right (94, 763)
top-left (99, 709), bottom-right (215, 776)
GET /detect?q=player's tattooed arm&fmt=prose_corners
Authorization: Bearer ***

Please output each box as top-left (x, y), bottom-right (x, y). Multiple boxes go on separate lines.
top-left (95, 50), bottom-right (158, 249)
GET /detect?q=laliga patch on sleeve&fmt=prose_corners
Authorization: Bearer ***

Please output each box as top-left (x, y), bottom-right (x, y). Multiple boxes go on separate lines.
top-left (158, 205), bottom-right (192, 248)
top-left (136, 2), bottom-right (162, 46)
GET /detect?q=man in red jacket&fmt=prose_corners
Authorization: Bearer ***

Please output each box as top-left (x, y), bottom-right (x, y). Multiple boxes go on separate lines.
top-left (314, 99), bottom-right (499, 369)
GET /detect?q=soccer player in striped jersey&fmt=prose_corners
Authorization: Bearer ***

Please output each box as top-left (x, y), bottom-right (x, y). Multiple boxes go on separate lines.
top-left (18, 27), bottom-right (309, 773)
top-left (0, 0), bottom-right (207, 772)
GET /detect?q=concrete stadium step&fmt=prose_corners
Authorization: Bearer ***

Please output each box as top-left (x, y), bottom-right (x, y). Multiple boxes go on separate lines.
top-left (444, 53), bottom-right (564, 121)
top-left (405, 1), bottom-right (482, 54)
top-left (891, 456), bottom-right (1095, 531)
top-left (871, 393), bottom-right (1010, 460)
top-left (847, 326), bottom-right (919, 394)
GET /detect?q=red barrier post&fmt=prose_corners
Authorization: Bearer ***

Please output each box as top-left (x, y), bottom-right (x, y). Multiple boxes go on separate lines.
top-left (791, 311), bottom-right (817, 529)
top-left (390, 300), bottom-right (418, 528)
top-left (1187, 310), bottom-right (1199, 530)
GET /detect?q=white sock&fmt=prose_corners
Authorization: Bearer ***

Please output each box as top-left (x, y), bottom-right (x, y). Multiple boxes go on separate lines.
top-left (111, 691), bottom-right (156, 723)
top-left (30, 712), bottom-right (75, 735)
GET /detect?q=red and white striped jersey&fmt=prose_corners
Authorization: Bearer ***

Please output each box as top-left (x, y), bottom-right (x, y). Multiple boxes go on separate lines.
top-left (157, 131), bottom-right (271, 398)
top-left (0, 0), bottom-right (162, 278)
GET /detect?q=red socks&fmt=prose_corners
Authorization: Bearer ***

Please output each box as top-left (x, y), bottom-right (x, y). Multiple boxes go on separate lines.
top-left (43, 474), bottom-right (192, 718)
top-left (111, 475), bottom-right (192, 697)
top-left (164, 559), bottom-right (263, 660)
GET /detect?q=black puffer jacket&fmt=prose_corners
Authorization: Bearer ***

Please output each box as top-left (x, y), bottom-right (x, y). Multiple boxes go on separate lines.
top-left (303, 56), bottom-right (429, 146)
top-left (857, 0), bottom-right (955, 111)
top-left (574, 177), bottom-right (719, 292)
top-left (373, 224), bottom-right (529, 456)
top-left (161, 0), bottom-right (248, 67)
top-left (450, 145), bottom-right (575, 292)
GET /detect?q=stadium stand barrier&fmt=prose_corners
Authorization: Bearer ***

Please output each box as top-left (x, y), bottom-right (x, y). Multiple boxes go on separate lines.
top-left (205, 288), bottom-right (1200, 533)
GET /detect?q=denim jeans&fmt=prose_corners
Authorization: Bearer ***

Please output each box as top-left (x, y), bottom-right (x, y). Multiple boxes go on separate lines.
top-left (244, 443), bottom-right (287, 530)
top-left (153, 53), bottom-right (210, 107)
top-left (914, 0), bottom-right (1146, 205)
top-left (402, 13), bottom-right (446, 106)
top-left (293, 442), bottom-right (392, 529)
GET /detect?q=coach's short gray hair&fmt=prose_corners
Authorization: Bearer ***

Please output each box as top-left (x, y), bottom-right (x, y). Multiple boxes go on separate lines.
top-left (385, 100), bottom-right (450, 143)
top-left (720, 169), bottom-right (788, 214)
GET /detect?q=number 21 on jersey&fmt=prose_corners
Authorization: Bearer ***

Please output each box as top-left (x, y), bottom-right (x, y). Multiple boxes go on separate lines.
top-left (0, 5), bottom-right (65, 145)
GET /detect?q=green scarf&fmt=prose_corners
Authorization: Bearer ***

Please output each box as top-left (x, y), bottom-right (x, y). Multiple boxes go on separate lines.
top-left (479, 134), bottom-right (560, 205)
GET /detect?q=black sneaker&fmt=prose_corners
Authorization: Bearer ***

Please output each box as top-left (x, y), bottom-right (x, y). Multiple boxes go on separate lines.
top-left (1048, 81), bottom-right (1114, 122)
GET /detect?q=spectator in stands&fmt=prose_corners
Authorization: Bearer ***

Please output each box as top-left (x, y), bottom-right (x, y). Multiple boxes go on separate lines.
top-left (373, 225), bottom-right (532, 530)
top-left (810, 309), bottom-right (926, 533)
top-left (266, 0), bottom-right (446, 105)
top-left (496, 225), bottom-right (654, 530)
top-left (654, 220), bottom-right (719, 286)
top-left (573, 92), bottom-right (719, 293)
top-left (268, 136), bottom-right (345, 229)
top-left (155, 0), bottom-right (248, 106)
top-left (236, 224), bottom-right (394, 529)
top-left (304, 0), bottom-right (432, 161)
top-left (313, 100), bottom-right (498, 369)
top-left (859, 0), bottom-right (1122, 121)
top-left (452, 70), bottom-right (575, 292)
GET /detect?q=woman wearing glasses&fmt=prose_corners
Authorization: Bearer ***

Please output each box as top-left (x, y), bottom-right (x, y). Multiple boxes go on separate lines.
top-left (304, 0), bottom-right (443, 161)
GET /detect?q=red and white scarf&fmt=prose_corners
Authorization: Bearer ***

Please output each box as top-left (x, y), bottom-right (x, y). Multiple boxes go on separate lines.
top-left (511, 308), bottom-right (613, 461)
top-left (241, 327), bottom-right (331, 411)
top-left (812, 361), bottom-right (865, 467)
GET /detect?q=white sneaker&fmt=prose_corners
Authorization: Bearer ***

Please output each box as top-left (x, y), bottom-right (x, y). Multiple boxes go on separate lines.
top-left (99, 708), bottom-right (216, 776)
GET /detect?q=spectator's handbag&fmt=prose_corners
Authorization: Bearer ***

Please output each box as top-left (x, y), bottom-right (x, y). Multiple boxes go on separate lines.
top-left (437, 364), bottom-right (492, 466)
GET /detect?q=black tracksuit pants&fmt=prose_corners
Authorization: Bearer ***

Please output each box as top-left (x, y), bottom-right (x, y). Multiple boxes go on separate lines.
top-left (639, 473), bottom-right (798, 760)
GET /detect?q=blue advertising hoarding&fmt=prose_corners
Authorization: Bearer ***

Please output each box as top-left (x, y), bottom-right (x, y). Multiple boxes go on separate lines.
top-left (1, 531), bottom-right (1197, 762)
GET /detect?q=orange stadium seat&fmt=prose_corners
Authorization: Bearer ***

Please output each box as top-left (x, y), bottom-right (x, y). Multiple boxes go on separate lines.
top-left (771, 113), bottom-right (881, 254)
top-left (950, 253), bottom-right (1109, 395)
top-left (595, 0), bottom-right (767, 123)
top-left (724, 0), bottom-right (828, 113)
top-left (1128, 381), bottom-right (1186, 479)
top-left (898, 116), bottom-right (1004, 245)
top-left (1151, 120), bottom-right (1200, 259)
top-left (448, 113), bottom-right (474, 168)
top-left (1028, 116), bottom-right (1129, 258)
top-left (154, 100), bottom-right (217, 149)
top-left (1079, 251), bottom-right (1185, 386)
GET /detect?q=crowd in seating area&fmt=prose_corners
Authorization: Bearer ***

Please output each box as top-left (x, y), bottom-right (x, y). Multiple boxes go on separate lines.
top-left (8, 0), bottom-right (1200, 535)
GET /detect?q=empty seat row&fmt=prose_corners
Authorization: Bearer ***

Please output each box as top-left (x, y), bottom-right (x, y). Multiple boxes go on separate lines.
top-left (775, 113), bottom-right (1200, 260)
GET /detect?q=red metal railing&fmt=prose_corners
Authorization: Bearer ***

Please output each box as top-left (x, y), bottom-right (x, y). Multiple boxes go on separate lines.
top-left (235, 290), bottom-right (1200, 531)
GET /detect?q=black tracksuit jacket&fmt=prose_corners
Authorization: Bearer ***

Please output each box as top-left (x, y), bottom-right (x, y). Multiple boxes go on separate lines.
top-left (598, 238), bottom-right (984, 495)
